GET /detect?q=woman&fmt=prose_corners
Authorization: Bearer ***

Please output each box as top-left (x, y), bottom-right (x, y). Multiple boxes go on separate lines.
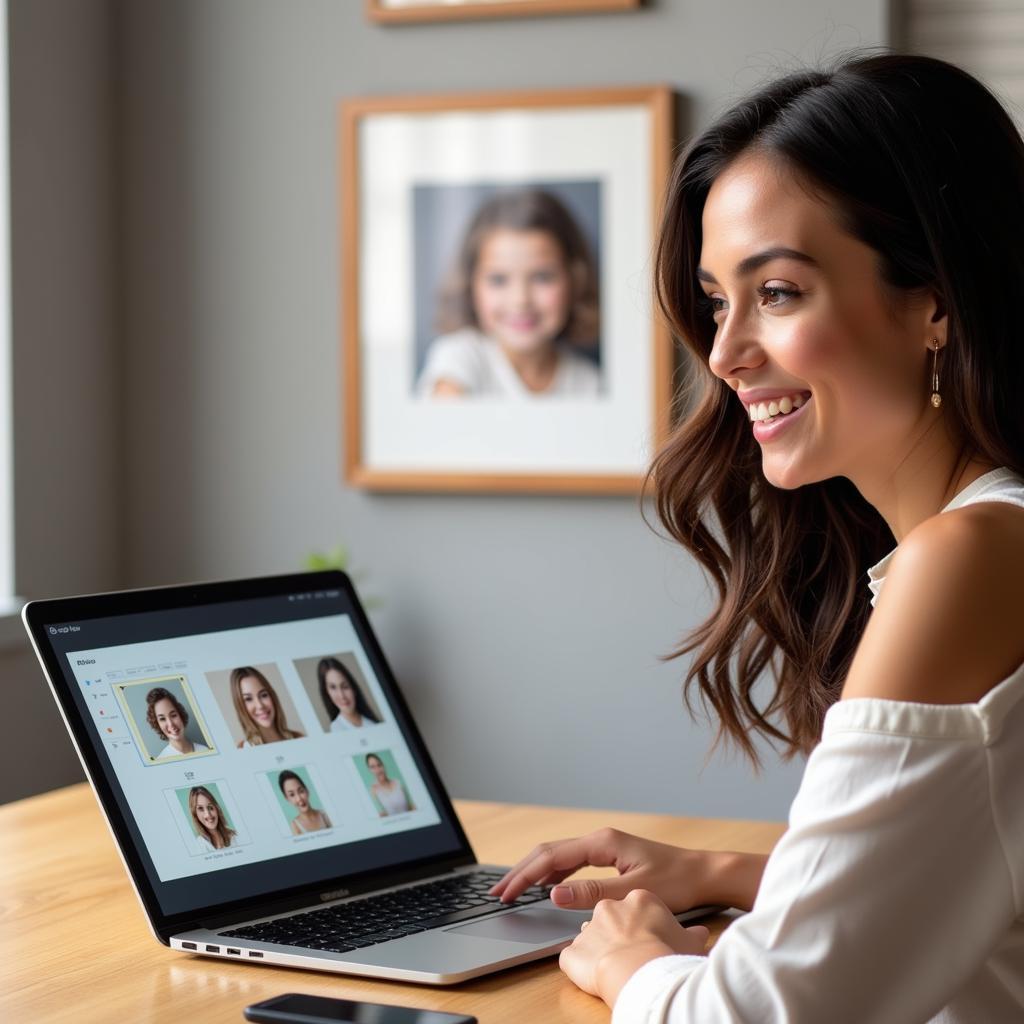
top-left (317, 656), bottom-right (381, 731)
top-left (278, 770), bottom-right (331, 835)
top-left (144, 686), bottom-right (210, 758)
top-left (188, 785), bottom-right (236, 850)
top-left (491, 50), bottom-right (1024, 1022)
top-left (365, 753), bottom-right (414, 817)
top-left (230, 666), bottom-right (304, 747)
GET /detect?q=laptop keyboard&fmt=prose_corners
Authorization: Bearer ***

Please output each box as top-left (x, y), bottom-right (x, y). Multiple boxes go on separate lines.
top-left (222, 869), bottom-right (550, 954)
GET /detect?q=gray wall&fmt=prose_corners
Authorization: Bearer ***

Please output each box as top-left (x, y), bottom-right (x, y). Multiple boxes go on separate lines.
top-left (6, 0), bottom-right (890, 816)
top-left (3, 0), bottom-right (120, 802)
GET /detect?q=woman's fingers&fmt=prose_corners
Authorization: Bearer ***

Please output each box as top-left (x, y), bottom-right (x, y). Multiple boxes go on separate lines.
top-left (549, 873), bottom-right (639, 909)
top-left (491, 830), bottom-right (624, 903)
top-left (490, 840), bottom-right (588, 902)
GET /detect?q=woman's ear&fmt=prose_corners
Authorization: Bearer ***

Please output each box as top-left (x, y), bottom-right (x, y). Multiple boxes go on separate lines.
top-left (929, 290), bottom-right (948, 342)
top-left (912, 289), bottom-right (948, 352)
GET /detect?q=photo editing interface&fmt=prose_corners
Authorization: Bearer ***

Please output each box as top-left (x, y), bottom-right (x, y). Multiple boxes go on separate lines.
top-left (58, 592), bottom-right (444, 892)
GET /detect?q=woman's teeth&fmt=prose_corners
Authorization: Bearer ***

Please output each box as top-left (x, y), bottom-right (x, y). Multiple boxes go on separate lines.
top-left (749, 393), bottom-right (806, 423)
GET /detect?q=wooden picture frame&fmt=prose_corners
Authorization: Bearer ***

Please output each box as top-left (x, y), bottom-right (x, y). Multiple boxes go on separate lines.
top-left (366, 0), bottom-right (640, 24)
top-left (340, 85), bottom-right (674, 494)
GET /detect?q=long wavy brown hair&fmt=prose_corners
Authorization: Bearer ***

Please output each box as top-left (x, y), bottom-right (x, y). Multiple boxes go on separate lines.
top-left (649, 49), bottom-right (1024, 765)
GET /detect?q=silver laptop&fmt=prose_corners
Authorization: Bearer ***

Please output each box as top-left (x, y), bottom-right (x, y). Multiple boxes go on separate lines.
top-left (24, 571), bottom-right (716, 984)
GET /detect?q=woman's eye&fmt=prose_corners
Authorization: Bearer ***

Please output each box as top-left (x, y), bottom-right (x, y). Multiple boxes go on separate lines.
top-left (485, 274), bottom-right (507, 287)
top-left (696, 295), bottom-right (726, 316)
top-left (697, 286), bottom-right (798, 318)
top-left (757, 284), bottom-right (798, 306)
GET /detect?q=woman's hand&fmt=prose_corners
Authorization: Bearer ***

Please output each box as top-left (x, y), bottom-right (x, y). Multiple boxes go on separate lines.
top-left (489, 827), bottom-right (767, 912)
top-left (559, 889), bottom-right (709, 1007)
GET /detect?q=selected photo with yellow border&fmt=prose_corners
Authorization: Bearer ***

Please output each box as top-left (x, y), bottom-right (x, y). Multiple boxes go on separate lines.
top-left (113, 675), bottom-right (216, 766)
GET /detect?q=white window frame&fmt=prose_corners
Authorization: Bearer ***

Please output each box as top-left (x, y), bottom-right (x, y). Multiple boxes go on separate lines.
top-left (0, 0), bottom-right (13, 607)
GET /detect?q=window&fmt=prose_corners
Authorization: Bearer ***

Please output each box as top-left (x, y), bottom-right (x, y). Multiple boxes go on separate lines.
top-left (0, 0), bottom-right (13, 602)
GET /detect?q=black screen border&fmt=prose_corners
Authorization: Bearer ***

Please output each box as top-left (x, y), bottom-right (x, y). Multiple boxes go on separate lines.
top-left (23, 570), bottom-right (477, 939)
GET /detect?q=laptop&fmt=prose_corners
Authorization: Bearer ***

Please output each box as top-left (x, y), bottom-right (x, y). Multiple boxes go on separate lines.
top-left (24, 570), bottom-right (718, 984)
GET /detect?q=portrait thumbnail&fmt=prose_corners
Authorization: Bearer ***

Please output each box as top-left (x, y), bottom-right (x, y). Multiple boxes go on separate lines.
top-left (114, 675), bottom-right (215, 765)
top-left (356, 750), bottom-right (415, 818)
top-left (167, 780), bottom-right (250, 856)
top-left (263, 764), bottom-right (334, 838)
top-left (205, 662), bottom-right (306, 749)
top-left (292, 652), bottom-right (384, 734)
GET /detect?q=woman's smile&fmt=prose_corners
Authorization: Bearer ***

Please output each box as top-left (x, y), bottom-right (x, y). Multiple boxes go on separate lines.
top-left (750, 394), bottom-right (812, 443)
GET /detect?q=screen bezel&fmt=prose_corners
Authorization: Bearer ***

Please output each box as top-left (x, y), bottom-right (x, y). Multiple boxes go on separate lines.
top-left (23, 570), bottom-right (477, 939)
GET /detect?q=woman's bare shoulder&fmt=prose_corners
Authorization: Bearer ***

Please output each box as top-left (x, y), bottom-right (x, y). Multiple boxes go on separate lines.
top-left (841, 501), bottom-right (1024, 704)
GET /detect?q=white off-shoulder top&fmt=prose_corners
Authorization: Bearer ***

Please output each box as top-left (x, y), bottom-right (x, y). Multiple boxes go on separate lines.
top-left (613, 467), bottom-right (1024, 1024)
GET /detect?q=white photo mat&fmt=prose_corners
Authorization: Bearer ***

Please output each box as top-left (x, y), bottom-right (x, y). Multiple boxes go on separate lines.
top-left (346, 91), bottom-right (672, 490)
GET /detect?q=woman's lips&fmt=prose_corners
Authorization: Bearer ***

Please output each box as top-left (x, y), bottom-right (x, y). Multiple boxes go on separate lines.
top-left (751, 394), bottom-right (812, 442)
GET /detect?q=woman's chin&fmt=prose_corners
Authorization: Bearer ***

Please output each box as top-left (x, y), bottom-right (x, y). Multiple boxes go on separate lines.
top-left (761, 456), bottom-right (813, 491)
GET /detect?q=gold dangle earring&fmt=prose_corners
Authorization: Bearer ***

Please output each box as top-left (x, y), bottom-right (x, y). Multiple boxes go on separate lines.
top-left (930, 339), bottom-right (942, 408)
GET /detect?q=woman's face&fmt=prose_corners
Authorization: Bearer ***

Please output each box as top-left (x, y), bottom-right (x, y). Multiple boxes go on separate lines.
top-left (283, 778), bottom-right (309, 812)
top-left (154, 698), bottom-right (185, 742)
top-left (471, 229), bottom-right (572, 356)
top-left (698, 151), bottom-right (942, 492)
top-left (239, 675), bottom-right (276, 731)
top-left (194, 793), bottom-right (220, 832)
top-left (325, 668), bottom-right (357, 715)
top-left (367, 757), bottom-right (387, 783)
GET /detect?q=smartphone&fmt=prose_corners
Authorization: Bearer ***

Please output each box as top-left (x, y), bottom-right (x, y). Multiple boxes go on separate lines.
top-left (243, 993), bottom-right (477, 1024)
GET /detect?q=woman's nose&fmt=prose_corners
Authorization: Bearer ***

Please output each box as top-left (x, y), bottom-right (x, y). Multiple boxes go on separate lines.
top-left (707, 316), bottom-right (765, 381)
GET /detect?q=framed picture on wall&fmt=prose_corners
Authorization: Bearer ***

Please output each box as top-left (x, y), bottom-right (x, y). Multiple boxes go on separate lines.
top-left (366, 0), bottom-right (640, 24)
top-left (340, 85), bottom-right (674, 494)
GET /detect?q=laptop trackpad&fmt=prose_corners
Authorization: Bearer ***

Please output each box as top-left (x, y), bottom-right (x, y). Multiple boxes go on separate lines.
top-left (449, 907), bottom-right (590, 944)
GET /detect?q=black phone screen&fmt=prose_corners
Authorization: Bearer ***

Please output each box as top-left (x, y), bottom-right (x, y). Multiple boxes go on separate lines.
top-left (244, 993), bottom-right (477, 1024)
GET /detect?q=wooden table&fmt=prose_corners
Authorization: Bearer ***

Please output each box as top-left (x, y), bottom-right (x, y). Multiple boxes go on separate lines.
top-left (0, 784), bottom-right (784, 1023)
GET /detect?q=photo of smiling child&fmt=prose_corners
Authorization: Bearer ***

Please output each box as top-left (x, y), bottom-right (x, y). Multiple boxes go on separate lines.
top-left (415, 186), bottom-right (601, 398)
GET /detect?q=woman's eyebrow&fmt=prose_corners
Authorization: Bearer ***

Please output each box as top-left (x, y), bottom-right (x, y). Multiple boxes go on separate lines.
top-left (696, 246), bottom-right (820, 283)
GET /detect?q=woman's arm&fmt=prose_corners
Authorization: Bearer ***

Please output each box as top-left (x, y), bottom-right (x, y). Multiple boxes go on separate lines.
top-left (492, 831), bottom-right (772, 913)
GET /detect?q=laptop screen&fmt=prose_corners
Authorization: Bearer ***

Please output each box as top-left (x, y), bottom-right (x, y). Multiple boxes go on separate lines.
top-left (29, 574), bottom-right (471, 923)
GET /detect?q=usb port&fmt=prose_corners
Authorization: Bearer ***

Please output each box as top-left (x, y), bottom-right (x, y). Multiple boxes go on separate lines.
top-left (205, 944), bottom-right (219, 953)
top-left (181, 942), bottom-right (197, 951)
top-left (249, 950), bottom-right (264, 958)
top-left (227, 948), bottom-right (241, 956)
